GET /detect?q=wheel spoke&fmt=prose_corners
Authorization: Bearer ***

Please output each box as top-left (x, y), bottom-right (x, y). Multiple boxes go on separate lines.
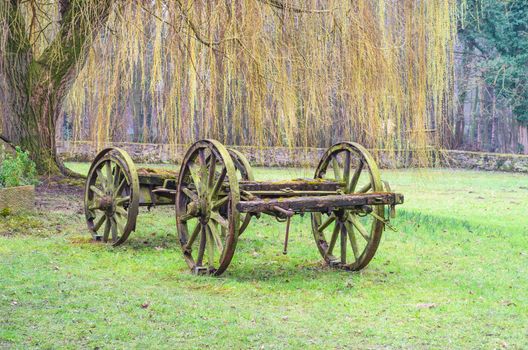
top-left (340, 223), bottom-right (347, 264)
top-left (93, 215), bottom-right (106, 232)
top-left (211, 167), bottom-right (227, 198)
top-left (327, 222), bottom-right (341, 256)
top-left (208, 153), bottom-right (217, 189)
top-left (105, 161), bottom-right (114, 191)
top-left (115, 196), bottom-right (130, 206)
top-left (88, 199), bottom-right (99, 211)
top-left (347, 160), bottom-right (364, 193)
top-left (187, 163), bottom-right (202, 193)
top-left (317, 214), bottom-right (336, 232)
top-left (90, 185), bottom-right (105, 198)
top-left (349, 214), bottom-right (370, 241)
top-left (207, 222), bottom-right (224, 253)
top-left (182, 187), bottom-right (199, 201)
top-left (115, 206), bottom-right (128, 216)
top-left (358, 182), bottom-right (372, 193)
top-left (198, 149), bottom-right (207, 189)
top-left (96, 169), bottom-right (107, 190)
top-left (331, 156), bottom-right (341, 181)
top-left (111, 217), bottom-right (118, 241)
top-left (196, 224), bottom-right (207, 266)
top-left (179, 212), bottom-right (196, 222)
top-left (114, 213), bottom-right (126, 232)
top-left (210, 211), bottom-right (229, 229)
top-left (343, 151), bottom-right (351, 185)
top-left (212, 195), bottom-right (228, 209)
top-left (206, 225), bottom-right (216, 268)
top-left (103, 217), bottom-right (111, 242)
top-left (113, 166), bottom-right (122, 188)
top-left (344, 220), bottom-right (359, 260)
top-left (114, 177), bottom-right (127, 198)
top-left (184, 222), bottom-right (201, 251)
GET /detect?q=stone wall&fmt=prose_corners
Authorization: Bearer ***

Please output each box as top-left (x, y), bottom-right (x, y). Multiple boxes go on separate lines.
top-left (56, 141), bottom-right (327, 167)
top-left (57, 141), bottom-right (528, 173)
top-left (0, 185), bottom-right (35, 214)
top-left (439, 150), bottom-right (528, 173)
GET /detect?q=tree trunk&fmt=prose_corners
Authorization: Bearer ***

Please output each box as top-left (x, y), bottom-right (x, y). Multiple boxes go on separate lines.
top-left (1, 0), bottom-right (114, 174)
top-left (4, 72), bottom-right (62, 174)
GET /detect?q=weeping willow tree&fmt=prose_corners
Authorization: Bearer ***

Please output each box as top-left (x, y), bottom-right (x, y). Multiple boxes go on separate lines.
top-left (1, 0), bottom-right (457, 174)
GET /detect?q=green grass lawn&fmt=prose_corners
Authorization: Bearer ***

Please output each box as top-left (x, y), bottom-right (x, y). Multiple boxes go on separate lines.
top-left (1, 164), bottom-right (527, 349)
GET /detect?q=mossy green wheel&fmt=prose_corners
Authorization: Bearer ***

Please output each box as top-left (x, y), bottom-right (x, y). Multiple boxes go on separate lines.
top-left (84, 148), bottom-right (140, 246)
top-left (311, 142), bottom-right (385, 271)
top-left (228, 148), bottom-right (254, 235)
top-left (176, 140), bottom-right (241, 276)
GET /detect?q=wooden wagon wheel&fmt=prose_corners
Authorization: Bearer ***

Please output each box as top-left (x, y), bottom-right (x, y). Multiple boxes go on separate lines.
top-left (84, 148), bottom-right (140, 246)
top-left (176, 140), bottom-right (241, 276)
top-left (311, 142), bottom-right (385, 271)
top-left (228, 148), bottom-right (254, 235)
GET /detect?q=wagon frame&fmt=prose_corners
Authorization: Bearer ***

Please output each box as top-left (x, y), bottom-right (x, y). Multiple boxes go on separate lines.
top-left (84, 139), bottom-right (403, 276)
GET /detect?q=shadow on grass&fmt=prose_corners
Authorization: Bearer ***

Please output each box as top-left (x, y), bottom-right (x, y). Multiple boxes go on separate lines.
top-left (64, 206), bottom-right (495, 284)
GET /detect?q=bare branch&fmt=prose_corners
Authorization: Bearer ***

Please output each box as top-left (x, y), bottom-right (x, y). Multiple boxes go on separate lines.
top-left (257, 0), bottom-right (330, 14)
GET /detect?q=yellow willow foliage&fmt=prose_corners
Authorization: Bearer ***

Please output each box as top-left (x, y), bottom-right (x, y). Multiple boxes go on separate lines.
top-left (63, 0), bottom-right (457, 163)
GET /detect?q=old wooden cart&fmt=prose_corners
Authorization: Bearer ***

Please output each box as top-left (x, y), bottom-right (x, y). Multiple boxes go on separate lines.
top-left (84, 139), bottom-right (403, 275)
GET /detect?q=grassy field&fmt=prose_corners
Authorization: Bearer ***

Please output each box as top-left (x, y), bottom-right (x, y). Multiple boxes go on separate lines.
top-left (1, 164), bottom-right (527, 349)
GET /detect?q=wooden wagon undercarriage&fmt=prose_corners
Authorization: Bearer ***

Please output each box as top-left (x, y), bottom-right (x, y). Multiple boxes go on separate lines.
top-left (84, 139), bottom-right (403, 276)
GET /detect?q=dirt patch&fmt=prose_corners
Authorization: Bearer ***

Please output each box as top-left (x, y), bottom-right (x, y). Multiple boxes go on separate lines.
top-left (36, 176), bottom-right (84, 214)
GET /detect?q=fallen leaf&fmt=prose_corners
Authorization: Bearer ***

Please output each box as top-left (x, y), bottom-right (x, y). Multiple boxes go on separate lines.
top-left (141, 302), bottom-right (150, 309)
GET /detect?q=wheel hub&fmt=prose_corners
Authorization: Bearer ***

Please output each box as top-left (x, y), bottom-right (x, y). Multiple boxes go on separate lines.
top-left (199, 196), bottom-right (211, 222)
top-left (186, 198), bottom-right (212, 223)
top-left (97, 196), bottom-right (115, 213)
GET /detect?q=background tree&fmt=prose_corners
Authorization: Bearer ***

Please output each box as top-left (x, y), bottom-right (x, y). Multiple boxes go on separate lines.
top-left (0, 0), bottom-right (113, 173)
top-left (456, 0), bottom-right (528, 153)
top-left (1, 1), bottom-right (458, 174)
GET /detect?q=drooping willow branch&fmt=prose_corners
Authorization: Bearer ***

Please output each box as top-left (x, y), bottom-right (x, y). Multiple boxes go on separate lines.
top-left (257, 0), bottom-right (331, 14)
top-left (1, 0), bottom-right (458, 169)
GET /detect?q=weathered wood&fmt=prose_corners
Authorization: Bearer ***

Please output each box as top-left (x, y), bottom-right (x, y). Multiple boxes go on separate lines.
top-left (237, 192), bottom-right (404, 213)
top-left (239, 179), bottom-right (344, 192)
top-left (244, 190), bottom-right (340, 197)
top-left (138, 175), bottom-right (177, 188)
top-left (140, 176), bottom-right (341, 193)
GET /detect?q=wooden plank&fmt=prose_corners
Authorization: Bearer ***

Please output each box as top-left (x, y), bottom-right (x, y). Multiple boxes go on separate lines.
top-left (237, 192), bottom-right (404, 213)
top-left (239, 179), bottom-right (344, 192)
top-left (244, 190), bottom-right (339, 197)
top-left (137, 168), bottom-right (178, 187)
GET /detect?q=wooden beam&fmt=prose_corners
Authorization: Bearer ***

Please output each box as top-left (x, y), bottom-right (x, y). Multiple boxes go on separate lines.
top-left (237, 192), bottom-right (404, 213)
top-left (239, 179), bottom-right (344, 192)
